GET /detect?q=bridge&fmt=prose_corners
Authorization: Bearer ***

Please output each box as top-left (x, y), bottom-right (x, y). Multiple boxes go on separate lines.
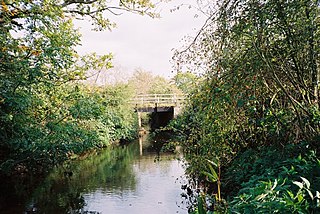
top-left (130, 94), bottom-right (185, 130)
top-left (130, 94), bottom-right (185, 112)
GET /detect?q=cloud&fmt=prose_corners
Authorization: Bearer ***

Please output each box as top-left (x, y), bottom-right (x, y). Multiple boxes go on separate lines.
top-left (75, 0), bottom-right (206, 78)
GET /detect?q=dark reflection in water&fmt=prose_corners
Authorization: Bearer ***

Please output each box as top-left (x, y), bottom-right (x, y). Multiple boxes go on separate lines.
top-left (0, 133), bottom-right (187, 214)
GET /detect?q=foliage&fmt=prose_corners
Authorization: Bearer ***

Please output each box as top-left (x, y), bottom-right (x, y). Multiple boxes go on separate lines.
top-left (168, 78), bottom-right (243, 177)
top-left (171, 0), bottom-right (320, 182)
top-left (0, 0), bottom-right (155, 174)
top-left (175, 0), bottom-right (320, 143)
top-left (0, 83), bottom-right (138, 174)
top-left (223, 143), bottom-right (318, 197)
top-left (228, 145), bottom-right (320, 213)
top-left (170, 0), bottom-right (320, 213)
top-left (202, 159), bottom-right (221, 202)
top-left (0, 0), bottom-right (156, 32)
top-left (231, 177), bottom-right (320, 213)
top-left (172, 71), bottom-right (201, 94)
top-left (190, 196), bottom-right (210, 214)
top-left (128, 68), bottom-right (181, 95)
top-left (183, 143), bottom-right (320, 213)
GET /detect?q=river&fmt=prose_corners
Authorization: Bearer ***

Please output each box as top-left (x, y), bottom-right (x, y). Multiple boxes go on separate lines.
top-left (0, 133), bottom-right (189, 214)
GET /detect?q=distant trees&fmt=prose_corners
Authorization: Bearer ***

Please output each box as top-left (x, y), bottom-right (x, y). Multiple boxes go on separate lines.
top-left (128, 68), bottom-right (181, 95)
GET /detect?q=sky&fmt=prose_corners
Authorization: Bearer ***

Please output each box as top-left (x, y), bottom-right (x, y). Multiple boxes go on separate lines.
top-left (74, 0), bottom-right (207, 79)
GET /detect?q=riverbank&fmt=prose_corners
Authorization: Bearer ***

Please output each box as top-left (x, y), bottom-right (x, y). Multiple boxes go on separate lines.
top-left (168, 0), bottom-right (320, 213)
top-left (0, 132), bottom-right (187, 214)
top-left (0, 84), bottom-right (138, 178)
top-left (168, 129), bottom-right (320, 213)
top-left (167, 114), bottom-right (320, 213)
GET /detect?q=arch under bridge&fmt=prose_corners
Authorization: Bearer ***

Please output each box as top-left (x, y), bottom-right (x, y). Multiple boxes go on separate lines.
top-left (130, 94), bottom-right (185, 130)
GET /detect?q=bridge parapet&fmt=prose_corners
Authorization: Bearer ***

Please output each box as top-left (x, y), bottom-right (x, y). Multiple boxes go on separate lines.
top-left (131, 94), bottom-right (185, 130)
top-left (130, 94), bottom-right (185, 108)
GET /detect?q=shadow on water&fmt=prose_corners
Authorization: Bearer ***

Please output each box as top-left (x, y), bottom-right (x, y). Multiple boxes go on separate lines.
top-left (0, 131), bottom-right (188, 214)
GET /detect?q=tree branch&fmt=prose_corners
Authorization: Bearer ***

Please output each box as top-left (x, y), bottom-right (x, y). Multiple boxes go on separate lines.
top-left (61, 0), bottom-right (100, 7)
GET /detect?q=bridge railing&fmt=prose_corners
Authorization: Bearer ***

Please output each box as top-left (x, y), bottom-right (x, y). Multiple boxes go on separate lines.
top-left (130, 94), bottom-right (185, 107)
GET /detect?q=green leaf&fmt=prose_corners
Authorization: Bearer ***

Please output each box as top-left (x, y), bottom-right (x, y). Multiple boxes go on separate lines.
top-left (271, 179), bottom-right (278, 191)
top-left (300, 177), bottom-right (310, 189)
top-left (255, 193), bottom-right (267, 201)
top-left (293, 181), bottom-right (303, 189)
top-left (237, 99), bottom-right (245, 107)
top-left (207, 159), bottom-right (218, 167)
top-left (306, 189), bottom-right (314, 199)
top-left (203, 171), bottom-right (218, 182)
top-left (286, 190), bottom-right (294, 199)
top-left (197, 196), bottom-right (206, 214)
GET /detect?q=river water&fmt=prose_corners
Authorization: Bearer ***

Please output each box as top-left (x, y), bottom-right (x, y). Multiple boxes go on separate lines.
top-left (0, 133), bottom-right (189, 214)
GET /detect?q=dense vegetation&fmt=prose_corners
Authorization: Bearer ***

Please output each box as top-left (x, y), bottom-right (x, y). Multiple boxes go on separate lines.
top-left (170, 0), bottom-right (320, 212)
top-left (0, 0), bottom-right (156, 175)
top-left (1, 0), bottom-right (319, 212)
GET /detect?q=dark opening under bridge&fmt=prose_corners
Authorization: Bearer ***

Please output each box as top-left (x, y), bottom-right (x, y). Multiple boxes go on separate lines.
top-left (130, 94), bottom-right (185, 130)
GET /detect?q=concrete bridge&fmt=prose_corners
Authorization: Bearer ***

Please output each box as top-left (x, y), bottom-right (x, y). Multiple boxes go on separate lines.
top-left (130, 94), bottom-right (185, 130)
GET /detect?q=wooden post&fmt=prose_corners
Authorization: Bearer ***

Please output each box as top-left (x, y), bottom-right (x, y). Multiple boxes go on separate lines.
top-left (139, 136), bottom-right (143, 156)
top-left (138, 111), bottom-right (142, 129)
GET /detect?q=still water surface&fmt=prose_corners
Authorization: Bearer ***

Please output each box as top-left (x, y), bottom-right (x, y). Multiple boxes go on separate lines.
top-left (0, 134), bottom-right (188, 214)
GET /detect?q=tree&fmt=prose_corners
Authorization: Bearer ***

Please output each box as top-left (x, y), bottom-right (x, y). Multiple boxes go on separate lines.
top-left (0, 0), bottom-right (156, 173)
top-left (175, 0), bottom-right (320, 146)
top-left (128, 68), bottom-right (181, 95)
top-left (173, 71), bottom-right (200, 94)
top-left (128, 68), bottom-right (155, 94)
top-left (171, 0), bottom-right (320, 204)
top-left (0, 0), bottom-right (156, 30)
top-left (150, 75), bottom-right (181, 94)
top-left (170, 1), bottom-right (320, 212)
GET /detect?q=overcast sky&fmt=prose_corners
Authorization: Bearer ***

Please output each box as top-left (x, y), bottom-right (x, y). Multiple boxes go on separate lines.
top-left (75, 0), bottom-right (206, 79)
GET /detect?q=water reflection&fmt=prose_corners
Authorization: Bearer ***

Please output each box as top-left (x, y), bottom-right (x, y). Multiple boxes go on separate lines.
top-left (0, 133), bottom-right (187, 214)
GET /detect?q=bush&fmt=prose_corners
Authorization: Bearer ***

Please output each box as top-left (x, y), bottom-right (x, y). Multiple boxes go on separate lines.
top-left (226, 144), bottom-right (320, 213)
top-left (0, 84), bottom-right (138, 175)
